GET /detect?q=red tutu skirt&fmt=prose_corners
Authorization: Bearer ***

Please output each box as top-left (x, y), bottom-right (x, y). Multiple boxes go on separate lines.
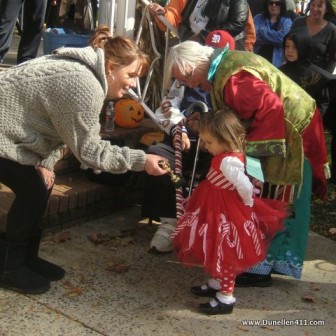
top-left (172, 179), bottom-right (286, 279)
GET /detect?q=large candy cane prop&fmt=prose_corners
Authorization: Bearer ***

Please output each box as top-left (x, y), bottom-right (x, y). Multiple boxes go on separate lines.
top-left (175, 121), bottom-right (184, 220)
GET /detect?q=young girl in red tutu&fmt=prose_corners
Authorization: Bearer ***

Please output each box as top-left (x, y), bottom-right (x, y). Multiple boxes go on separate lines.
top-left (172, 109), bottom-right (286, 315)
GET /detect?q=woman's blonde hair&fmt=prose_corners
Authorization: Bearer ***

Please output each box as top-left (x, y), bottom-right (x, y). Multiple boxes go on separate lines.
top-left (89, 25), bottom-right (150, 76)
top-left (200, 109), bottom-right (246, 152)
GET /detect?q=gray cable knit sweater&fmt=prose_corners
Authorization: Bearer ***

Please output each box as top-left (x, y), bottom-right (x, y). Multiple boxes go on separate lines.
top-left (0, 47), bottom-right (146, 173)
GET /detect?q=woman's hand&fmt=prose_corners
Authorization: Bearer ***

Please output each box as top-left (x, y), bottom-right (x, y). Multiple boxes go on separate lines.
top-left (144, 154), bottom-right (168, 176)
top-left (35, 165), bottom-right (55, 189)
top-left (148, 3), bottom-right (166, 16)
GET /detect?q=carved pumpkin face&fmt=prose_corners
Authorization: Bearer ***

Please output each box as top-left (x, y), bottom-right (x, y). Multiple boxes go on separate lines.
top-left (115, 98), bottom-right (145, 128)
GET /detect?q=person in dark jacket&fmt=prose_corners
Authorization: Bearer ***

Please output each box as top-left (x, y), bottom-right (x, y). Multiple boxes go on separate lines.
top-left (0, 0), bottom-right (48, 64)
top-left (280, 29), bottom-right (336, 102)
top-left (248, 0), bottom-right (296, 17)
top-left (253, 0), bottom-right (293, 67)
top-left (148, 0), bottom-right (249, 50)
top-left (280, 28), bottom-right (336, 183)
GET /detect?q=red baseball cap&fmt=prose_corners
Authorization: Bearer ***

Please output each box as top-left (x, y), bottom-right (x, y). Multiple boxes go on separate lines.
top-left (205, 30), bottom-right (235, 50)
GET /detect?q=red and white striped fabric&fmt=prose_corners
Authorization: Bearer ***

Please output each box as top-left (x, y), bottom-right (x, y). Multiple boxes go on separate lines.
top-left (175, 121), bottom-right (184, 220)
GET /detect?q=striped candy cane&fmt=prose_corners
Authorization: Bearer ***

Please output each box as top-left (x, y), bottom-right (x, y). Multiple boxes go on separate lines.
top-left (244, 220), bottom-right (261, 256)
top-left (175, 121), bottom-right (184, 220)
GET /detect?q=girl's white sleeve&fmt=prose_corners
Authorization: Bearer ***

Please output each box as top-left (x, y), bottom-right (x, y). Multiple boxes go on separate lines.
top-left (220, 156), bottom-right (254, 206)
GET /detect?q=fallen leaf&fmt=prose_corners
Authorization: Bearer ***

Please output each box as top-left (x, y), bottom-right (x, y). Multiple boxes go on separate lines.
top-left (62, 280), bottom-right (83, 297)
top-left (67, 287), bottom-right (83, 297)
top-left (301, 295), bottom-right (316, 303)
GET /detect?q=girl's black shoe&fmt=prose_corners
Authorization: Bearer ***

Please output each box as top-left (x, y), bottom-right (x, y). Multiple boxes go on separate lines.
top-left (199, 298), bottom-right (234, 315)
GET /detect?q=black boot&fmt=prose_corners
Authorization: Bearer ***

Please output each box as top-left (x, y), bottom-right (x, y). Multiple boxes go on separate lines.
top-left (26, 230), bottom-right (65, 281)
top-left (0, 238), bottom-right (50, 294)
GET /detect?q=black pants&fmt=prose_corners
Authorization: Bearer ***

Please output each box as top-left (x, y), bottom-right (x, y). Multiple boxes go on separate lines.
top-left (0, 158), bottom-right (51, 243)
top-left (0, 0), bottom-right (47, 64)
top-left (141, 140), bottom-right (211, 221)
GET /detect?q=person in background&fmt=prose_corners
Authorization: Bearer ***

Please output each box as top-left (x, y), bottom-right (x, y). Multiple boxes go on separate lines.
top-left (280, 29), bottom-right (336, 181)
top-left (0, 25), bottom-right (166, 295)
top-left (290, 0), bottom-right (336, 179)
top-left (172, 109), bottom-right (285, 315)
top-left (290, 0), bottom-right (336, 73)
top-left (57, 0), bottom-right (96, 32)
top-left (248, 0), bottom-right (296, 17)
top-left (280, 29), bottom-right (336, 103)
top-left (164, 40), bottom-right (329, 287)
top-left (253, 0), bottom-right (293, 67)
top-left (245, 7), bottom-right (257, 51)
top-left (148, 0), bottom-right (249, 50)
top-left (0, 0), bottom-right (49, 64)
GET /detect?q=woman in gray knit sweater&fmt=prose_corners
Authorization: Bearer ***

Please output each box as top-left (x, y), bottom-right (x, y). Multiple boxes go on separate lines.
top-left (0, 25), bottom-right (166, 294)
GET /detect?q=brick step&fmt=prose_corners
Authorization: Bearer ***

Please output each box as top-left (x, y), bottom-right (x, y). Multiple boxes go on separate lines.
top-left (0, 170), bottom-right (142, 233)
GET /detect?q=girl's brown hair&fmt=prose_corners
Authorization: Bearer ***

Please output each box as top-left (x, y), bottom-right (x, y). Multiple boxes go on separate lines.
top-left (89, 25), bottom-right (150, 76)
top-left (200, 109), bottom-right (246, 152)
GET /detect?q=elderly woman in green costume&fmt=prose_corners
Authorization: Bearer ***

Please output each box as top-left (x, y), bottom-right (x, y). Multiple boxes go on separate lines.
top-left (164, 40), bottom-right (329, 290)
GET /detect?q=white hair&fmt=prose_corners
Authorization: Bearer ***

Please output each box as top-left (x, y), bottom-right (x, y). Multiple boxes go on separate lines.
top-left (164, 41), bottom-right (214, 89)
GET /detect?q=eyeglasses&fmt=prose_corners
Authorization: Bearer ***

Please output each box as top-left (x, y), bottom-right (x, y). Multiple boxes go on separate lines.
top-left (268, 1), bottom-right (281, 6)
top-left (177, 68), bottom-right (194, 86)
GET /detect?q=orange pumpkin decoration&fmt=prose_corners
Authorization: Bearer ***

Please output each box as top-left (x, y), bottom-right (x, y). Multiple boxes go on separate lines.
top-left (114, 98), bottom-right (145, 128)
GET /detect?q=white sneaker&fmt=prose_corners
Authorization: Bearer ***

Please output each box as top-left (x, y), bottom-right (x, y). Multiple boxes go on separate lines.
top-left (149, 223), bottom-right (175, 253)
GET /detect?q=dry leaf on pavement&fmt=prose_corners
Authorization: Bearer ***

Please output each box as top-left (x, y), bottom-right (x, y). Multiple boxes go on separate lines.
top-left (301, 295), bottom-right (316, 303)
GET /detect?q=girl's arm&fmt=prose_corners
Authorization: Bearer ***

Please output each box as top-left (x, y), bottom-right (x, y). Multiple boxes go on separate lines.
top-left (220, 156), bottom-right (254, 207)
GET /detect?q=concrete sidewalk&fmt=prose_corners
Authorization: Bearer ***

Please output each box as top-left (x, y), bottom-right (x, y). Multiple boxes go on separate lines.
top-left (0, 206), bottom-right (335, 336)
